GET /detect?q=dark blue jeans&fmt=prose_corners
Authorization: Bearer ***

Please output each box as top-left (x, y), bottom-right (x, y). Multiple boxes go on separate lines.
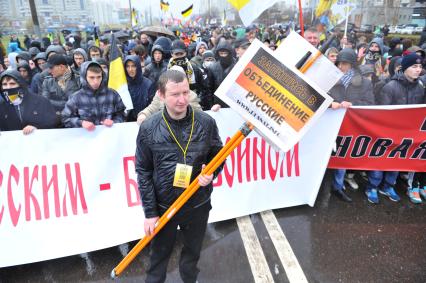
top-left (145, 202), bottom-right (211, 283)
top-left (367, 171), bottom-right (399, 190)
top-left (333, 169), bottom-right (346, 191)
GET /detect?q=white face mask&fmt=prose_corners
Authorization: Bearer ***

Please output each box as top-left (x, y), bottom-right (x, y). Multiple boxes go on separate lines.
top-left (203, 61), bottom-right (214, 68)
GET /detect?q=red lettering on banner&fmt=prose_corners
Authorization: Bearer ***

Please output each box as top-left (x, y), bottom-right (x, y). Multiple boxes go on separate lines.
top-left (237, 138), bottom-right (251, 182)
top-left (253, 138), bottom-right (266, 180)
top-left (7, 165), bottom-right (21, 227)
top-left (42, 165), bottom-right (60, 219)
top-left (214, 137), bottom-right (300, 188)
top-left (284, 143), bottom-right (300, 177)
top-left (62, 163), bottom-right (88, 216)
top-left (0, 170), bottom-right (3, 224)
top-left (24, 166), bottom-right (41, 221)
top-left (123, 156), bottom-right (141, 207)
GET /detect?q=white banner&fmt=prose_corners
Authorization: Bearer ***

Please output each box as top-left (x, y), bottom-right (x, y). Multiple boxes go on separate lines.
top-left (0, 108), bottom-right (345, 267)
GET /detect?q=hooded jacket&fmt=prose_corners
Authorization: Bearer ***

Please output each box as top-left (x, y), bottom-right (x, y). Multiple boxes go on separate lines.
top-left (0, 70), bottom-right (57, 131)
top-left (72, 48), bottom-right (88, 74)
top-left (378, 73), bottom-right (425, 105)
top-left (16, 61), bottom-right (33, 85)
top-left (16, 52), bottom-right (31, 63)
top-left (190, 41), bottom-right (208, 67)
top-left (61, 61), bottom-right (126, 127)
top-left (124, 55), bottom-right (156, 121)
top-left (143, 44), bottom-right (168, 84)
top-left (208, 41), bottom-right (236, 107)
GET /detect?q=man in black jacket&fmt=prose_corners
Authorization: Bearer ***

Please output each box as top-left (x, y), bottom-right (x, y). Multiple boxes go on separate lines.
top-left (0, 70), bottom-right (57, 133)
top-left (136, 70), bottom-right (223, 283)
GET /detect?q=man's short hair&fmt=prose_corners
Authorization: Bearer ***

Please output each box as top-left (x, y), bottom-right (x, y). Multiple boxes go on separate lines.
top-left (87, 64), bottom-right (103, 74)
top-left (157, 70), bottom-right (187, 94)
top-left (305, 27), bottom-right (318, 35)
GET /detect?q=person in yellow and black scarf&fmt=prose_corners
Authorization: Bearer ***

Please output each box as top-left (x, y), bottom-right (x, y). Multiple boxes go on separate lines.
top-left (167, 40), bottom-right (208, 99)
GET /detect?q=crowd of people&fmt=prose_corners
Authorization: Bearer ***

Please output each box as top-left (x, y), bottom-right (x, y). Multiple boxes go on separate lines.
top-left (1, 24), bottom-right (426, 203)
top-left (0, 22), bottom-right (426, 282)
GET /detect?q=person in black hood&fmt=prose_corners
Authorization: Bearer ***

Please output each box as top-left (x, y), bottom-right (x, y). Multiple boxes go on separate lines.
top-left (144, 44), bottom-right (168, 85)
top-left (124, 55), bottom-right (156, 121)
top-left (0, 70), bottom-right (57, 133)
top-left (30, 52), bottom-right (47, 94)
top-left (16, 51), bottom-right (31, 64)
top-left (208, 41), bottom-right (236, 109)
top-left (62, 61), bottom-right (125, 130)
top-left (17, 61), bottom-right (33, 85)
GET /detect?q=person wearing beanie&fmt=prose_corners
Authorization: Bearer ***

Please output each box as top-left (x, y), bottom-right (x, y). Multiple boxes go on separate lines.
top-left (366, 53), bottom-right (425, 204)
top-left (329, 48), bottom-right (375, 202)
top-left (234, 37), bottom-right (251, 60)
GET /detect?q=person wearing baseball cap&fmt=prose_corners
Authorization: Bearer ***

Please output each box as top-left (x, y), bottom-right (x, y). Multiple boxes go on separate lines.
top-left (41, 54), bottom-right (81, 121)
top-left (167, 40), bottom-right (205, 96)
top-left (366, 52), bottom-right (425, 204)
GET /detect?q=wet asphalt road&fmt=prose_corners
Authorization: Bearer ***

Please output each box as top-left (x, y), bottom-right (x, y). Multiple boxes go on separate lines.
top-left (1, 170), bottom-right (425, 283)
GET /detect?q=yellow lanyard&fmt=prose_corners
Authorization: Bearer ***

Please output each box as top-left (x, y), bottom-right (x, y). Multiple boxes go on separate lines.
top-left (162, 107), bottom-right (195, 164)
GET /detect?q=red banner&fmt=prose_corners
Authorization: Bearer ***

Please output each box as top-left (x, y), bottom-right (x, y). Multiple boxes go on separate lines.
top-left (328, 106), bottom-right (426, 172)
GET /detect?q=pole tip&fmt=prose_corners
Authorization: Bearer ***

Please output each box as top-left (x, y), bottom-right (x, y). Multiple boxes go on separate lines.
top-left (110, 269), bottom-right (117, 279)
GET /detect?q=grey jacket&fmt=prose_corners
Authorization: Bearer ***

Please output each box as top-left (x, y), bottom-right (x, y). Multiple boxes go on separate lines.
top-left (329, 69), bottom-right (375, 105)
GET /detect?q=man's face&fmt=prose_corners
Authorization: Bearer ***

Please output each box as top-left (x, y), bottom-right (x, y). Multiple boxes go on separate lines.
top-left (1, 77), bottom-right (18, 90)
top-left (404, 64), bottom-right (422, 80)
top-left (328, 53), bottom-right (338, 63)
top-left (369, 43), bottom-right (380, 52)
top-left (160, 79), bottom-right (190, 118)
top-left (140, 34), bottom-right (149, 44)
top-left (235, 46), bottom-right (248, 58)
top-left (218, 50), bottom-right (229, 58)
top-left (50, 64), bottom-right (67, 78)
top-left (337, 62), bottom-right (352, 74)
top-left (101, 65), bottom-right (109, 75)
top-left (153, 50), bottom-right (163, 62)
top-left (198, 45), bottom-right (206, 55)
top-left (86, 70), bottom-right (103, 90)
top-left (125, 61), bottom-right (138, 78)
top-left (74, 54), bottom-right (85, 67)
top-left (18, 68), bottom-right (29, 79)
top-left (89, 49), bottom-right (101, 59)
top-left (304, 31), bottom-right (320, 47)
top-left (36, 59), bottom-right (47, 70)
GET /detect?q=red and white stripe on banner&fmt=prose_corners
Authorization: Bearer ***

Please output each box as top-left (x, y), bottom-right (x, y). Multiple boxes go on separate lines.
top-left (328, 105), bottom-right (426, 172)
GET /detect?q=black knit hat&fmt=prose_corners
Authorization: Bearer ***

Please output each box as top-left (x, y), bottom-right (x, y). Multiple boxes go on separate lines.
top-left (336, 48), bottom-right (357, 66)
top-left (401, 53), bottom-right (423, 73)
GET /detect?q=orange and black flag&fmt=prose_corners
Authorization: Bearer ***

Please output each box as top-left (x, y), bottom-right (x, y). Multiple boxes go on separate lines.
top-left (160, 0), bottom-right (170, 11)
top-left (181, 4), bottom-right (193, 18)
top-left (108, 33), bottom-right (133, 110)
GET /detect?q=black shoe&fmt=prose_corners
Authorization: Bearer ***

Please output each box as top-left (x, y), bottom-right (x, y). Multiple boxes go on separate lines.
top-left (332, 189), bottom-right (352, 202)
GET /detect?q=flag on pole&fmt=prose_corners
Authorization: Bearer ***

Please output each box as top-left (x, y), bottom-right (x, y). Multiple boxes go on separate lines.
top-left (93, 25), bottom-right (100, 47)
top-left (227, 0), bottom-right (278, 26)
top-left (108, 34), bottom-right (133, 110)
top-left (160, 0), bottom-right (170, 11)
top-left (181, 4), bottom-right (193, 18)
top-left (131, 8), bottom-right (138, 26)
top-left (222, 9), bottom-right (227, 25)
